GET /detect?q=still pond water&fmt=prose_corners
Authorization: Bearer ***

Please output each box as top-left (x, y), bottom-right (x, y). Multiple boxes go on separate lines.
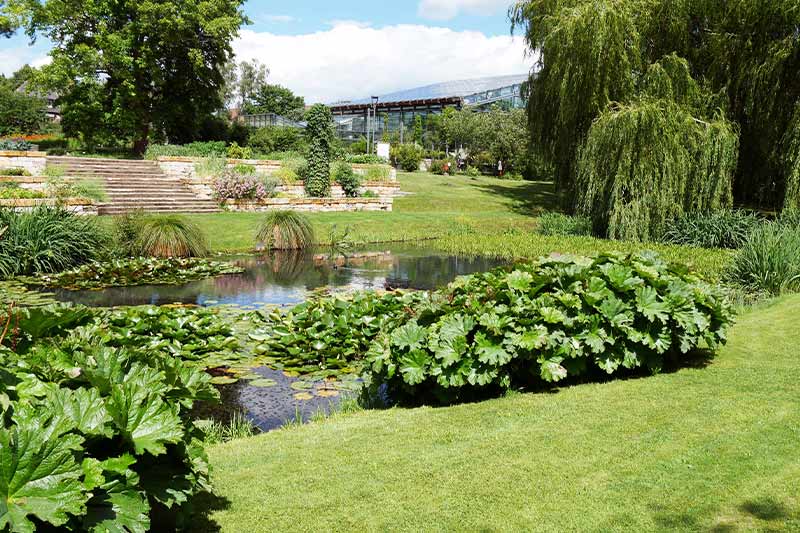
top-left (55, 246), bottom-right (507, 430)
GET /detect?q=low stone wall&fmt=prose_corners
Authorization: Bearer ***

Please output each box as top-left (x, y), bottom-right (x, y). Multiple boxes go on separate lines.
top-left (279, 181), bottom-right (400, 199)
top-left (0, 197), bottom-right (97, 215)
top-left (157, 157), bottom-right (397, 200)
top-left (224, 197), bottom-right (392, 212)
top-left (0, 176), bottom-right (48, 191)
top-left (0, 151), bottom-right (47, 176)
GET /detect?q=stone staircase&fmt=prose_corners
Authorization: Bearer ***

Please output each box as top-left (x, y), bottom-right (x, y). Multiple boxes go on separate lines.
top-left (47, 156), bottom-right (220, 215)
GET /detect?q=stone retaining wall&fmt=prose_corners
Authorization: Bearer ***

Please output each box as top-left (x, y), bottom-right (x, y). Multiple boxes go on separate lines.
top-left (0, 197), bottom-right (97, 215)
top-left (0, 151), bottom-right (47, 175)
top-left (157, 157), bottom-right (397, 200)
top-left (0, 176), bottom-right (49, 191)
top-left (224, 197), bottom-right (392, 212)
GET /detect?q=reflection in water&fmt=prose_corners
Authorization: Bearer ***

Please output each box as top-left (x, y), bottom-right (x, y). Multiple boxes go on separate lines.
top-left (53, 245), bottom-right (507, 309)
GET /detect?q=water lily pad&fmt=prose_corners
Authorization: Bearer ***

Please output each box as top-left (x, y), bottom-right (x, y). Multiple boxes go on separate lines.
top-left (316, 389), bottom-right (339, 398)
top-left (249, 378), bottom-right (278, 388)
top-left (210, 376), bottom-right (237, 385)
top-left (290, 381), bottom-right (313, 391)
top-left (282, 371), bottom-right (300, 378)
top-left (238, 373), bottom-right (264, 381)
top-left (333, 381), bottom-right (362, 392)
top-left (293, 392), bottom-right (314, 401)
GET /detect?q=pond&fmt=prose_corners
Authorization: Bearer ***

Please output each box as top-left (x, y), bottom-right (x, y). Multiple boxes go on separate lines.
top-left (54, 245), bottom-right (507, 431)
top-left (52, 244), bottom-right (506, 309)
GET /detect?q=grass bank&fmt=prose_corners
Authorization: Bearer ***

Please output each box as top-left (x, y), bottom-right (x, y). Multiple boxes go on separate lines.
top-left (183, 173), bottom-right (549, 252)
top-left (194, 295), bottom-right (800, 532)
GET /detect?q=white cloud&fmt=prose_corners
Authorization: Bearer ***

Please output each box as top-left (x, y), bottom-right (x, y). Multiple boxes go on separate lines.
top-left (232, 23), bottom-right (530, 104)
top-left (417, 0), bottom-right (510, 20)
top-left (0, 44), bottom-right (50, 76)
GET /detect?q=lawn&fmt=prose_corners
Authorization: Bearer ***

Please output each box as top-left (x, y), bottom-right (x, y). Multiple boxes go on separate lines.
top-left (194, 295), bottom-right (800, 532)
top-left (183, 172), bottom-right (551, 252)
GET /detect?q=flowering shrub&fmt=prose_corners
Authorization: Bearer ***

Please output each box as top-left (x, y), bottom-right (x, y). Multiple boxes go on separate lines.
top-left (212, 170), bottom-right (276, 201)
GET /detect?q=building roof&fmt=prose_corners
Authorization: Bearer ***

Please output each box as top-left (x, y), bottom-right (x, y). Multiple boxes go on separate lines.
top-left (336, 74), bottom-right (529, 107)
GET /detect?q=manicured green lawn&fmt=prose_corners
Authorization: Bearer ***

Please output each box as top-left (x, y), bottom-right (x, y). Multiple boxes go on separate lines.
top-left (184, 173), bottom-right (550, 252)
top-left (194, 295), bottom-right (800, 532)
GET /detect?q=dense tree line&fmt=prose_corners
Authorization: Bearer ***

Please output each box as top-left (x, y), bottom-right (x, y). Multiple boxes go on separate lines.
top-left (512, 0), bottom-right (800, 238)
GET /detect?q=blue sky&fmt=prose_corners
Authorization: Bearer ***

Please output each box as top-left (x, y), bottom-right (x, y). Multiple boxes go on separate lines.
top-left (0, 0), bottom-right (531, 103)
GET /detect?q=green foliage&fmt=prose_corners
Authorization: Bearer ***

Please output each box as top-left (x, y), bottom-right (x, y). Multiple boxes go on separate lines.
top-left (226, 143), bottom-right (252, 160)
top-left (511, 0), bottom-right (800, 212)
top-left (364, 165), bottom-right (391, 182)
top-left (0, 167), bottom-right (29, 176)
top-left (304, 104), bottom-right (334, 197)
top-left (537, 213), bottom-right (592, 237)
top-left (256, 210), bottom-right (315, 250)
top-left (116, 213), bottom-right (209, 259)
top-left (0, 304), bottom-right (223, 531)
top-left (26, 0), bottom-right (248, 152)
top-left (576, 99), bottom-right (738, 241)
top-left (194, 157), bottom-right (227, 180)
top-left (144, 142), bottom-right (228, 160)
top-left (0, 185), bottom-right (45, 199)
top-left (726, 222), bottom-right (800, 296)
top-left (31, 257), bottom-right (243, 290)
top-left (0, 207), bottom-right (107, 278)
top-left (243, 84), bottom-right (306, 121)
top-left (364, 252), bottom-right (733, 404)
top-left (0, 139), bottom-right (32, 152)
top-left (46, 177), bottom-right (108, 202)
top-left (247, 126), bottom-right (306, 155)
top-left (232, 164), bottom-right (256, 175)
top-left (196, 412), bottom-right (256, 445)
top-left (660, 210), bottom-right (762, 249)
top-left (392, 144), bottom-right (424, 172)
top-left (332, 162), bottom-right (361, 198)
top-left (0, 86), bottom-right (47, 136)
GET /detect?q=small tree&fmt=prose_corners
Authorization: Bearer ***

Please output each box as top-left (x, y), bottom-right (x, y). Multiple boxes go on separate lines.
top-left (304, 104), bottom-right (333, 197)
top-left (0, 86), bottom-right (46, 135)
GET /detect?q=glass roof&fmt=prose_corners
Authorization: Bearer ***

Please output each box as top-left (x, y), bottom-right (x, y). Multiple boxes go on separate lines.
top-left (342, 74), bottom-right (529, 105)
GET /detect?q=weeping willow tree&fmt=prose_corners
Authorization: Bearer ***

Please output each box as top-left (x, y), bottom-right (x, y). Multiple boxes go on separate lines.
top-left (512, 0), bottom-right (800, 222)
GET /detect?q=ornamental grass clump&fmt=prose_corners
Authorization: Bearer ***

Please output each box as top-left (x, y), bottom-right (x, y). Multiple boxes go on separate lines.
top-left (660, 210), bottom-right (762, 249)
top-left (726, 222), bottom-right (800, 296)
top-left (0, 206), bottom-right (107, 278)
top-left (256, 210), bottom-right (315, 250)
top-left (537, 212), bottom-right (593, 237)
top-left (127, 214), bottom-right (210, 258)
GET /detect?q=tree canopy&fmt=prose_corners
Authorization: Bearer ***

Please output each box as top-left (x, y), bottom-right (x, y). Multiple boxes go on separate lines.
top-left (512, 0), bottom-right (800, 236)
top-left (243, 84), bottom-right (306, 122)
top-left (18, 0), bottom-right (247, 152)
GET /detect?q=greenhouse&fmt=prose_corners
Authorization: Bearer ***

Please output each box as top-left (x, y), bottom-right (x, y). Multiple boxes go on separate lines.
top-left (330, 74), bottom-right (527, 142)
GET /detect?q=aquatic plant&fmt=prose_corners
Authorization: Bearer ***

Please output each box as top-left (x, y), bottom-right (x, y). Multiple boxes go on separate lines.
top-left (256, 210), bottom-right (315, 250)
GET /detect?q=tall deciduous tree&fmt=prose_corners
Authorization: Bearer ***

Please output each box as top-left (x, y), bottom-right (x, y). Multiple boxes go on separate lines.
top-left (244, 84), bottom-right (306, 121)
top-left (21, 0), bottom-right (247, 152)
top-left (511, 0), bottom-right (800, 221)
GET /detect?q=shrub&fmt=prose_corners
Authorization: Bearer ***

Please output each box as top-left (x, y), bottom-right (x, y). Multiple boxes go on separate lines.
top-left (660, 210), bottom-right (762, 249)
top-left (46, 147), bottom-right (67, 156)
top-left (364, 165), bottom-right (391, 182)
top-left (0, 139), bottom-right (33, 151)
top-left (304, 104), bottom-right (334, 197)
top-left (0, 167), bottom-right (31, 176)
top-left (0, 206), bottom-right (108, 278)
top-left (248, 126), bottom-right (306, 154)
top-left (361, 190), bottom-right (379, 198)
top-left (126, 214), bottom-right (210, 258)
top-left (332, 162), bottom-right (362, 198)
top-left (537, 213), bottom-right (593, 237)
top-left (233, 163), bottom-right (257, 175)
top-left (363, 252), bottom-right (733, 405)
top-left (726, 222), bottom-right (800, 295)
top-left (194, 157), bottom-right (227, 179)
top-left (256, 210), bottom-right (315, 250)
top-left (347, 138), bottom-right (368, 155)
top-left (227, 142), bottom-right (253, 160)
top-left (430, 159), bottom-right (455, 175)
top-left (392, 143), bottom-right (424, 172)
top-left (0, 185), bottom-right (45, 199)
top-left (465, 166), bottom-right (481, 177)
top-left (273, 166), bottom-right (300, 185)
top-left (0, 304), bottom-right (219, 531)
top-left (143, 141), bottom-right (227, 160)
top-left (212, 169), bottom-right (270, 201)
top-left (344, 154), bottom-right (386, 164)
top-left (47, 177), bottom-right (108, 202)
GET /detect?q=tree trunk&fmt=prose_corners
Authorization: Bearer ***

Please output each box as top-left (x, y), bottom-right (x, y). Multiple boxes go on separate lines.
top-left (133, 122), bottom-right (150, 155)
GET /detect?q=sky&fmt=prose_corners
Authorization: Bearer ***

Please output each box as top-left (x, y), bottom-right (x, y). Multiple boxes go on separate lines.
top-left (0, 0), bottom-right (532, 103)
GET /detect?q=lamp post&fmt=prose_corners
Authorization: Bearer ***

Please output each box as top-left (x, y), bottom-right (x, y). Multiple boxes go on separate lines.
top-left (371, 95), bottom-right (379, 153)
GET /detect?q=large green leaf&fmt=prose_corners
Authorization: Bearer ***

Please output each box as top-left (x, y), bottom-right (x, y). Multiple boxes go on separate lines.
top-left (635, 286), bottom-right (669, 322)
top-left (46, 387), bottom-right (112, 438)
top-left (474, 333), bottom-right (512, 365)
top-left (0, 418), bottom-right (87, 533)
top-left (399, 350), bottom-right (430, 385)
top-left (391, 322), bottom-right (427, 352)
top-left (106, 377), bottom-right (184, 456)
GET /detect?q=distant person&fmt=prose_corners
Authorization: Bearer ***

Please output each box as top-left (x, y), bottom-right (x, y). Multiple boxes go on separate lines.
top-left (497, 160), bottom-right (504, 177)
